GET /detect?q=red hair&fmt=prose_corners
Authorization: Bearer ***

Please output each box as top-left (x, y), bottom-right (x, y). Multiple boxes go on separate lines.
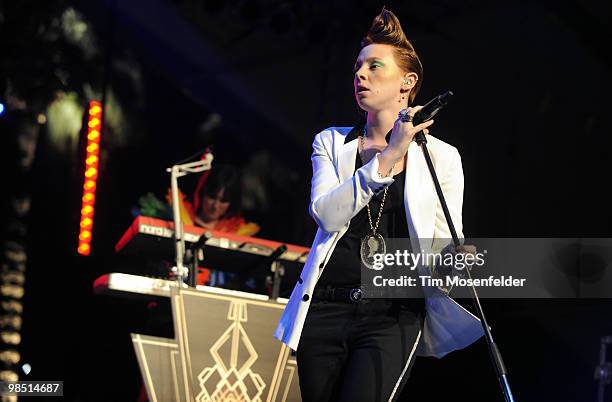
top-left (361, 6), bottom-right (424, 107)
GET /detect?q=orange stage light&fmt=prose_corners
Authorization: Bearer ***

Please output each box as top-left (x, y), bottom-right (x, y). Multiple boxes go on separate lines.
top-left (84, 180), bottom-right (96, 191)
top-left (84, 167), bottom-right (98, 178)
top-left (78, 100), bottom-right (103, 256)
top-left (78, 243), bottom-right (90, 255)
top-left (85, 155), bottom-right (98, 166)
top-left (82, 193), bottom-right (95, 203)
top-left (86, 143), bottom-right (99, 153)
top-left (88, 118), bottom-right (100, 128)
top-left (87, 131), bottom-right (100, 141)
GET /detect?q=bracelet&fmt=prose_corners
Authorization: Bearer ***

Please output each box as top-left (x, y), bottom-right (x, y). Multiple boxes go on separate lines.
top-left (377, 169), bottom-right (392, 179)
top-left (376, 155), bottom-right (396, 178)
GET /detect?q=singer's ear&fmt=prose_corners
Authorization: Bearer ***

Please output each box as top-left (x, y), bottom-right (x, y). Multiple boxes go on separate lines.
top-left (401, 72), bottom-right (418, 91)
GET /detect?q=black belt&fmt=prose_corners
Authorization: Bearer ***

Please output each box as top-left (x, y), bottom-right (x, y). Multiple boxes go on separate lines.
top-left (312, 286), bottom-right (425, 308)
top-left (312, 286), bottom-right (364, 303)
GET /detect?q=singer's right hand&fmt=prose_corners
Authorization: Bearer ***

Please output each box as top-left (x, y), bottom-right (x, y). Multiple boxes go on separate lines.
top-left (386, 105), bottom-right (434, 160)
top-left (378, 106), bottom-right (435, 175)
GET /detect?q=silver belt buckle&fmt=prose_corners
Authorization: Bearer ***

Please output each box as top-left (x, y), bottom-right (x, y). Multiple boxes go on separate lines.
top-left (349, 287), bottom-right (363, 303)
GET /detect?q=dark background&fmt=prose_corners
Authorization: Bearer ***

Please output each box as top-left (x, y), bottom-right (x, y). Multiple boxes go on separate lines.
top-left (1, 0), bottom-right (612, 401)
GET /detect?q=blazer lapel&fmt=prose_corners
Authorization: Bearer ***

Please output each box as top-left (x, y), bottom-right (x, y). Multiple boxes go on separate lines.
top-left (404, 141), bottom-right (437, 251)
top-left (337, 124), bottom-right (362, 183)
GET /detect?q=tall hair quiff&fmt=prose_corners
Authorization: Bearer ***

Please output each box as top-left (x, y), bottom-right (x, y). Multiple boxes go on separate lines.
top-left (360, 7), bottom-right (423, 107)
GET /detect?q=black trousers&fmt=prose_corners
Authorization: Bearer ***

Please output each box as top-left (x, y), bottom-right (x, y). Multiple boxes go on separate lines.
top-left (296, 298), bottom-right (425, 402)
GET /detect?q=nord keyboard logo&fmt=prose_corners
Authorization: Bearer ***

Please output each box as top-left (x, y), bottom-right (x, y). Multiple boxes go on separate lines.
top-left (140, 223), bottom-right (171, 238)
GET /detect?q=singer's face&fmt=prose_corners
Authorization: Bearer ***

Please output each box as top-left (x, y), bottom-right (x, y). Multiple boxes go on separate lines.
top-left (353, 44), bottom-right (411, 112)
top-left (200, 188), bottom-right (231, 222)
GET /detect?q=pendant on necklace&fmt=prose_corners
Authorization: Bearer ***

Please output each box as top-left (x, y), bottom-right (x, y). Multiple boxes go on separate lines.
top-left (360, 232), bottom-right (386, 270)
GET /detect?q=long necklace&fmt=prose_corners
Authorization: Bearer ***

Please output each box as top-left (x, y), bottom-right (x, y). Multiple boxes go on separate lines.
top-left (358, 128), bottom-right (395, 270)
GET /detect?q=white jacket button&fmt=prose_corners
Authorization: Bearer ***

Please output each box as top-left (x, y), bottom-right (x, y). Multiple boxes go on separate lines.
top-left (302, 294), bottom-right (310, 302)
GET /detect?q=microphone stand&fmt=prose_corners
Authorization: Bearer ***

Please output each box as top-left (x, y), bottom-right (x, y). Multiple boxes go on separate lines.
top-left (167, 152), bottom-right (214, 286)
top-left (413, 92), bottom-right (516, 402)
top-left (189, 232), bottom-right (211, 288)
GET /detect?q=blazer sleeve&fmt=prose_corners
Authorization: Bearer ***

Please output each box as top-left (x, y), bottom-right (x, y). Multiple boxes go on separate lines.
top-left (432, 146), bottom-right (465, 253)
top-left (308, 130), bottom-right (395, 233)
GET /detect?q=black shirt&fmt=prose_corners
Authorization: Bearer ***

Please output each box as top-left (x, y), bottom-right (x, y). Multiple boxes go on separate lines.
top-left (317, 149), bottom-right (410, 287)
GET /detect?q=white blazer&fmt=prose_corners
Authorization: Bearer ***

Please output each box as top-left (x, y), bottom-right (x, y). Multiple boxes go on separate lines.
top-left (274, 125), bottom-right (484, 358)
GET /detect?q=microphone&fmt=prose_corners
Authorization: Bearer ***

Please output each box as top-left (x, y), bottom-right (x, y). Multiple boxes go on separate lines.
top-left (412, 90), bottom-right (453, 144)
top-left (412, 90), bottom-right (453, 125)
top-left (386, 91), bottom-right (454, 143)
